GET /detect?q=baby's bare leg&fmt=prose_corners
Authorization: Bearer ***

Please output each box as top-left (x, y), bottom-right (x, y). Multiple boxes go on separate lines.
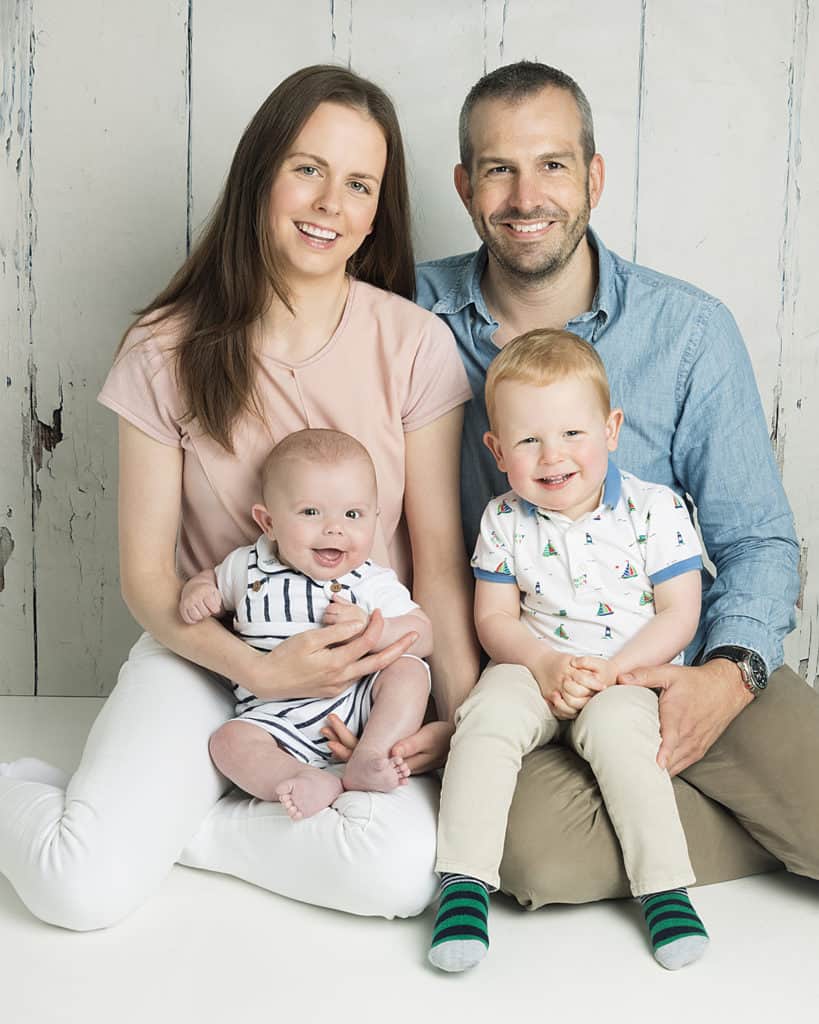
top-left (209, 720), bottom-right (342, 821)
top-left (343, 657), bottom-right (430, 794)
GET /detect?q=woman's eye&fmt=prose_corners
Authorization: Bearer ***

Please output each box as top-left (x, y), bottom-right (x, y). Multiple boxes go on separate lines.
top-left (349, 181), bottom-right (370, 194)
top-left (298, 165), bottom-right (319, 177)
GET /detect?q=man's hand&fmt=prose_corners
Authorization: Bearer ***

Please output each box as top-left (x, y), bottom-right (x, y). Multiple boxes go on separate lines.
top-left (322, 593), bottom-right (369, 629)
top-left (619, 659), bottom-right (753, 775)
top-left (321, 715), bottom-right (454, 773)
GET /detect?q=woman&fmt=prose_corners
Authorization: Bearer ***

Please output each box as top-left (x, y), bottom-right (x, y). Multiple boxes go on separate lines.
top-left (0, 65), bottom-right (478, 930)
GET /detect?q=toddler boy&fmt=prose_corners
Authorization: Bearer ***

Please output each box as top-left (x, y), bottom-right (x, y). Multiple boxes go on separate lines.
top-left (429, 330), bottom-right (707, 972)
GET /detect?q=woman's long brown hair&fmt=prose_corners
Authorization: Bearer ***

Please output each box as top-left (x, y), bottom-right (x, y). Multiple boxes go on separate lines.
top-left (124, 65), bottom-right (415, 452)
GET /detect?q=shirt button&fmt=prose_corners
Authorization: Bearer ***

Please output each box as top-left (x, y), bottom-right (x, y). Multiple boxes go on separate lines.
top-left (330, 582), bottom-right (342, 593)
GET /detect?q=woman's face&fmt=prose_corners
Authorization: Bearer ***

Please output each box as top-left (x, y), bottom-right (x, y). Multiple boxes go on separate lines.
top-left (268, 101), bottom-right (387, 288)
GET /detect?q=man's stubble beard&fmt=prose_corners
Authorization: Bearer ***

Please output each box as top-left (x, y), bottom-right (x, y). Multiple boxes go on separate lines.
top-left (477, 190), bottom-right (591, 286)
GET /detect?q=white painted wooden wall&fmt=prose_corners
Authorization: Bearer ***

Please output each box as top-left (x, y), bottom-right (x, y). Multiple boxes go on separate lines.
top-left (1, 0), bottom-right (816, 696)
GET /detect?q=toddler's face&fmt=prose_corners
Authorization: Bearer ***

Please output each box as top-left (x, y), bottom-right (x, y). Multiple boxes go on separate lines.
top-left (484, 375), bottom-right (622, 520)
top-left (254, 456), bottom-right (378, 580)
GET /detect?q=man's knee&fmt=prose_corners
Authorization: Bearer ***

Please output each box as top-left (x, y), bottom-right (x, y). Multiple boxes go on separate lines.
top-left (499, 745), bottom-right (631, 906)
top-left (686, 663), bottom-right (819, 878)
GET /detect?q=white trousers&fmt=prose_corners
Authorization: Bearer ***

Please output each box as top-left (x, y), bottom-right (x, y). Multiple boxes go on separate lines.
top-left (0, 634), bottom-right (438, 931)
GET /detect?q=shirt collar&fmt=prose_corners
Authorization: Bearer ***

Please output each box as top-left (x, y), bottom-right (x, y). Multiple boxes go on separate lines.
top-left (431, 228), bottom-right (616, 327)
top-left (430, 246), bottom-right (495, 323)
top-left (519, 459), bottom-right (622, 519)
top-left (575, 227), bottom-right (615, 325)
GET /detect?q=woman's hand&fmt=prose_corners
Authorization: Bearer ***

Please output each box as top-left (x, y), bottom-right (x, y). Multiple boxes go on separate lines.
top-left (245, 609), bottom-right (418, 701)
top-left (321, 714), bottom-right (454, 774)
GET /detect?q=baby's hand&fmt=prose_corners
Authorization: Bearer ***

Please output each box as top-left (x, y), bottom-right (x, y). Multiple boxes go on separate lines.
top-left (322, 593), bottom-right (369, 630)
top-left (179, 580), bottom-right (223, 624)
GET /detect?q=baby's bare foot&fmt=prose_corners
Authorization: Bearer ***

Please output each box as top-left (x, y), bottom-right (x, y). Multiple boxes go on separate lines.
top-left (343, 749), bottom-right (411, 793)
top-left (275, 769), bottom-right (343, 821)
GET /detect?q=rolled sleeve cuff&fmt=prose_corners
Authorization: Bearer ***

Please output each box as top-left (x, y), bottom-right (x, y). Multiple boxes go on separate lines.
top-left (649, 556), bottom-right (703, 585)
top-left (701, 615), bottom-right (777, 673)
top-left (473, 568), bottom-right (519, 584)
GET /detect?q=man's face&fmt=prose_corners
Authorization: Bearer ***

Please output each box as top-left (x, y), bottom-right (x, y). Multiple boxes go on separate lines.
top-left (455, 88), bottom-right (604, 282)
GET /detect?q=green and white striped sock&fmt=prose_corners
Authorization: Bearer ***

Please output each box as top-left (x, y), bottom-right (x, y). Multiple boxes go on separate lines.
top-left (428, 874), bottom-right (490, 973)
top-left (638, 887), bottom-right (709, 970)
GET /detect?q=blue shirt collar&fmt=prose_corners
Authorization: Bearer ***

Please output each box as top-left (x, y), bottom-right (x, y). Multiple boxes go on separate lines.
top-left (430, 227), bottom-right (615, 325)
top-left (519, 459), bottom-right (622, 518)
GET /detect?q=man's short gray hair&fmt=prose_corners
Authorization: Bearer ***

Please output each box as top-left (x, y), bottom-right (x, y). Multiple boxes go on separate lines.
top-left (458, 61), bottom-right (595, 172)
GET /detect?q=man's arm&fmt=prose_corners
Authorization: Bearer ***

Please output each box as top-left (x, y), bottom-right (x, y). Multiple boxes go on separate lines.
top-left (674, 300), bottom-right (799, 671)
top-left (623, 301), bottom-right (799, 775)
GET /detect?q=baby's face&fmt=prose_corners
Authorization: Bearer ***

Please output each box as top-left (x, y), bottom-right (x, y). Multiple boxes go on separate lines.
top-left (257, 456), bottom-right (378, 580)
top-left (485, 375), bottom-right (622, 520)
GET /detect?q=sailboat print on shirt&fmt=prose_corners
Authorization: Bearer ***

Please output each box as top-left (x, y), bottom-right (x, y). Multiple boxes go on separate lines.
top-left (621, 562), bottom-right (638, 579)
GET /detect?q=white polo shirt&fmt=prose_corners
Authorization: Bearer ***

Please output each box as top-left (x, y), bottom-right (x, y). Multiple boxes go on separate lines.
top-left (471, 461), bottom-right (703, 660)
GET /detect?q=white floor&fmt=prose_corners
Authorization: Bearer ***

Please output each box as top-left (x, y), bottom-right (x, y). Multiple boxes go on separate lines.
top-left (1, 697), bottom-right (817, 1024)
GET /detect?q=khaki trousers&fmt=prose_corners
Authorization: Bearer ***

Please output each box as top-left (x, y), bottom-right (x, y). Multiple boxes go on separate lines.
top-left (437, 665), bottom-right (695, 895)
top-left (496, 663), bottom-right (819, 907)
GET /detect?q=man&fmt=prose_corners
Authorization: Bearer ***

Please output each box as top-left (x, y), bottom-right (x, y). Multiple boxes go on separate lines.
top-left (416, 61), bottom-right (819, 906)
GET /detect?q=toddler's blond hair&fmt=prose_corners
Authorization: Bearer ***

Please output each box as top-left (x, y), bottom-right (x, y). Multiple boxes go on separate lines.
top-left (485, 328), bottom-right (611, 430)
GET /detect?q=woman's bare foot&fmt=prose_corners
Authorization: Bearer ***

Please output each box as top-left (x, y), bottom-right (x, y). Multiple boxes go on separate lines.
top-left (342, 748), bottom-right (411, 793)
top-left (275, 768), bottom-right (343, 821)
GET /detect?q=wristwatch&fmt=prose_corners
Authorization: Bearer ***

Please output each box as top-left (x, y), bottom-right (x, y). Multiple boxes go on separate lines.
top-left (706, 645), bottom-right (768, 697)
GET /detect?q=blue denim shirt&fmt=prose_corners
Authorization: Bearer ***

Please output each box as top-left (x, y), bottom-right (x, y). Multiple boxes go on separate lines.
top-left (415, 229), bottom-right (799, 670)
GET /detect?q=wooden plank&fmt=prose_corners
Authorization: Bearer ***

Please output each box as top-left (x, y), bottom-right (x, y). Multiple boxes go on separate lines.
top-left (780, 1), bottom-right (818, 682)
top-left (29, 0), bottom-right (189, 694)
top-left (636, 1), bottom-right (813, 673)
top-left (0, 0), bottom-right (36, 694)
top-left (487, 0), bottom-right (643, 259)
top-left (635, 0), bottom-right (791, 410)
top-left (190, 0), bottom-right (335, 233)
top-left (347, 0), bottom-right (485, 261)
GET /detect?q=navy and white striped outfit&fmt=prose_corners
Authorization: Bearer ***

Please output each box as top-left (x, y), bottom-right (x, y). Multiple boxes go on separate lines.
top-left (215, 534), bottom-right (429, 766)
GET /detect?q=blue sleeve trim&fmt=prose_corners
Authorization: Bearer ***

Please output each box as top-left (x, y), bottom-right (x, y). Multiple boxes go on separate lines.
top-left (649, 556), bottom-right (703, 585)
top-left (473, 568), bottom-right (519, 584)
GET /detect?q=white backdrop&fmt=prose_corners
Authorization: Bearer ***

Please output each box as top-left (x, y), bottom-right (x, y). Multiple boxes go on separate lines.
top-left (1, 0), bottom-right (816, 695)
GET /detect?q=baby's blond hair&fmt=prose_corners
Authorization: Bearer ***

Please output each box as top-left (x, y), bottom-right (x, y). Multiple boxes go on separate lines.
top-left (485, 328), bottom-right (611, 430)
top-left (261, 429), bottom-right (376, 502)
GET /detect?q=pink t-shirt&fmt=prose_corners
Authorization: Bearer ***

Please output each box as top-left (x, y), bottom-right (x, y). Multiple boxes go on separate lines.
top-left (98, 278), bottom-right (472, 585)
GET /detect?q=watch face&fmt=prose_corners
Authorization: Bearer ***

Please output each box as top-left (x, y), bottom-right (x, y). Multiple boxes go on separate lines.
top-left (747, 651), bottom-right (768, 689)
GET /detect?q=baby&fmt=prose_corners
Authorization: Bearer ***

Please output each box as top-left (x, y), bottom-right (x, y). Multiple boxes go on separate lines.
top-left (429, 329), bottom-right (708, 973)
top-left (179, 428), bottom-right (432, 821)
